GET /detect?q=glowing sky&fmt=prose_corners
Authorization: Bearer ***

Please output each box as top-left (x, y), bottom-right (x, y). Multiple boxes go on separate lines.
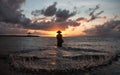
top-left (0, 0), bottom-right (120, 37)
top-left (21, 0), bottom-right (120, 37)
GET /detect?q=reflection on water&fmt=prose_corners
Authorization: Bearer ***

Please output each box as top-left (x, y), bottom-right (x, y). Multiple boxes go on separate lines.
top-left (49, 50), bottom-right (57, 56)
top-left (0, 37), bottom-right (120, 53)
top-left (49, 61), bottom-right (56, 65)
top-left (49, 48), bottom-right (57, 66)
top-left (10, 46), bottom-right (114, 71)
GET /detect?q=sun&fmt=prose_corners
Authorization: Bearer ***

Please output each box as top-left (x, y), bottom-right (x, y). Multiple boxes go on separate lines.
top-left (37, 26), bottom-right (86, 37)
top-left (48, 31), bottom-right (57, 37)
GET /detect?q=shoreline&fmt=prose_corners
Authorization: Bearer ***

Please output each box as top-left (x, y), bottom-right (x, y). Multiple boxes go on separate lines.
top-left (0, 35), bottom-right (40, 37)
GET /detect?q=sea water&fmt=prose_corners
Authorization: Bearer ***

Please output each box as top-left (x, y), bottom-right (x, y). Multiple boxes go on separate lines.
top-left (0, 36), bottom-right (120, 75)
top-left (0, 36), bottom-right (120, 52)
top-left (0, 37), bottom-right (120, 52)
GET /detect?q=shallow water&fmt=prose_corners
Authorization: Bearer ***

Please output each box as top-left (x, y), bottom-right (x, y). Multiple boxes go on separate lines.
top-left (10, 47), bottom-right (113, 71)
top-left (0, 36), bottom-right (120, 52)
top-left (0, 36), bottom-right (120, 75)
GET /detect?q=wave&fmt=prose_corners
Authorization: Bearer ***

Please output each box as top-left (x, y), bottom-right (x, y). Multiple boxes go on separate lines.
top-left (9, 47), bottom-right (117, 72)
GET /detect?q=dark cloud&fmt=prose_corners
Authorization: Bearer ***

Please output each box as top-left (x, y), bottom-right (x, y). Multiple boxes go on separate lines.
top-left (0, 22), bottom-right (27, 34)
top-left (23, 19), bottom-right (80, 31)
top-left (31, 2), bottom-right (57, 17)
top-left (76, 17), bottom-right (85, 21)
top-left (84, 20), bottom-right (120, 37)
top-left (42, 2), bottom-right (57, 16)
top-left (29, 2), bottom-right (78, 31)
top-left (88, 5), bottom-right (104, 22)
top-left (0, 1), bottom-right (79, 32)
top-left (0, 1), bottom-right (112, 36)
top-left (89, 5), bottom-right (100, 16)
top-left (31, 2), bottom-right (76, 22)
top-left (20, 15), bottom-right (31, 25)
top-left (56, 9), bottom-right (76, 22)
top-left (76, 17), bottom-right (88, 22)
top-left (0, 0), bottom-right (27, 23)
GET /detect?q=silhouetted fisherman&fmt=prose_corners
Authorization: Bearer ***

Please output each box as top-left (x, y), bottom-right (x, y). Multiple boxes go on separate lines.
top-left (56, 30), bottom-right (64, 47)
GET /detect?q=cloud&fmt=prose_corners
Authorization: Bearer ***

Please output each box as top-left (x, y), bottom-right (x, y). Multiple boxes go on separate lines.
top-left (31, 2), bottom-right (57, 17)
top-left (1, 1), bottom-right (115, 36)
top-left (31, 2), bottom-right (76, 22)
top-left (0, 1), bottom-right (79, 33)
top-left (84, 20), bottom-right (120, 37)
top-left (89, 5), bottom-right (100, 16)
top-left (113, 15), bottom-right (119, 19)
top-left (56, 9), bottom-right (76, 22)
top-left (88, 5), bottom-right (104, 22)
top-left (0, 22), bottom-right (27, 34)
top-left (23, 19), bottom-right (80, 31)
top-left (0, 22), bottom-right (50, 36)
top-left (76, 17), bottom-right (88, 22)
top-left (0, 0), bottom-right (28, 23)
top-left (42, 2), bottom-right (57, 16)
top-left (29, 2), bottom-right (79, 31)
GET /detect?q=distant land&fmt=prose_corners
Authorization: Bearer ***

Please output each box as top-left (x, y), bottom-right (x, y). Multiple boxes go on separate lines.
top-left (0, 35), bottom-right (40, 37)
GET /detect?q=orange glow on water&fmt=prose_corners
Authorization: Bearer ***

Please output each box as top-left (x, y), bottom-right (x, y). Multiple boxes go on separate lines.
top-left (49, 61), bottom-right (56, 65)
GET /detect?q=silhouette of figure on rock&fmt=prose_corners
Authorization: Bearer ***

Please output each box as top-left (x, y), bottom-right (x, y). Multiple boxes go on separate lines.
top-left (56, 30), bottom-right (64, 47)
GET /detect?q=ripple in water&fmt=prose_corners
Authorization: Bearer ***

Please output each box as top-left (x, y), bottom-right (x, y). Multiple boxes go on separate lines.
top-left (9, 46), bottom-right (116, 72)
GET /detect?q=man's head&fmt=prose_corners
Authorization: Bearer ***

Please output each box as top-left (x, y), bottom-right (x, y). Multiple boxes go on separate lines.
top-left (57, 30), bottom-right (62, 34)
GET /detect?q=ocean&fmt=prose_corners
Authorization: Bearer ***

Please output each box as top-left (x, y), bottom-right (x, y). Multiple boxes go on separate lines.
top-left (0, 36), bottom-right (120, 52)
top-left (0, 36), bottom-right (120, 75)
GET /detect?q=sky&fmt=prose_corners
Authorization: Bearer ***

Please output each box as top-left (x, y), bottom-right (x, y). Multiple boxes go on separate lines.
top-left (22, 0), bottom-right (120, 19)
top-left (0, 0), bottom-right (120, 37)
